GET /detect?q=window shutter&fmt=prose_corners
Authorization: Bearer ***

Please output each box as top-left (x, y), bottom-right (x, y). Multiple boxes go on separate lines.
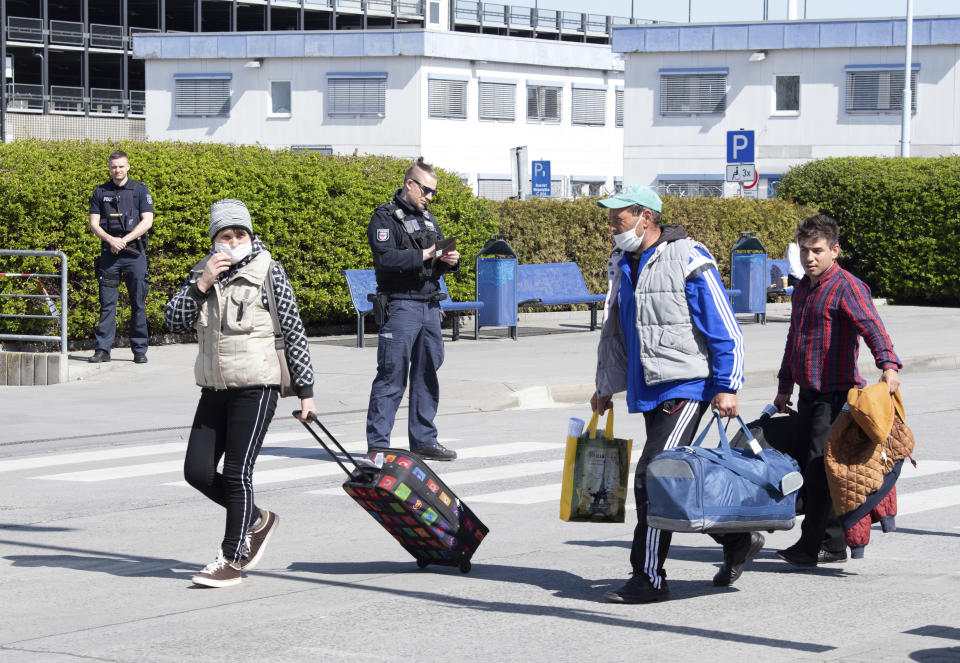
top-left (571, 87), bottom-right (606, 126)
top-left (660, 73), bottom-right (726, 115)
top-left (327, 77), bottom-right (386, 117)
top-left (479, 81), bottom-right (516, 121)
top-left (174, 76), bottom-right (231, 116)
top-left (527, 85), bottom-right (562, 121)
top-left (477, 179), bottom-right (515, 201)
top-left (846, 70), bottom-right (917, 112)
top-left (428, 78), bottom-right (467, 118)
top-left (615, 89), bottom-right (624, 127)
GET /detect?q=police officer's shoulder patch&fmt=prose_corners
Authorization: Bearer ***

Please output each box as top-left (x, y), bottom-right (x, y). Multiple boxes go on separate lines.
top-left (376, 229), bottom-right (389, 242)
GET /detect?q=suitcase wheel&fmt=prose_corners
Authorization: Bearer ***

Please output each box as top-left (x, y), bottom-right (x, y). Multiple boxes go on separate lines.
top-left (416, 558), bottom-right (430, 569)
top-left (458, 558), bottom-right (472, 574)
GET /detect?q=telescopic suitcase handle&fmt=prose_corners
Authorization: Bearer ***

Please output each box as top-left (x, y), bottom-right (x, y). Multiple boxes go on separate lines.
top-left (293, 410), bottom-right (366, 478)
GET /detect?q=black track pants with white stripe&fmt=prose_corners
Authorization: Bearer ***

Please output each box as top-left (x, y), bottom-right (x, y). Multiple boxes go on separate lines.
top-left (184, 386), bottom-right (278, 564)
top-left (630, 398), bottom-right (751, 587)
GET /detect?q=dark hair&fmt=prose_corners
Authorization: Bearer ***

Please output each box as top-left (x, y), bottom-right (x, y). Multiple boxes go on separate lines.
top-left (108, 149), bottom-right (128, 164)
top-left (628, 204), bottom-right (661, 226)
top-left (796, 214), bottom-right (839, 247)
top-left (404, 156), bottom-right (436, 183)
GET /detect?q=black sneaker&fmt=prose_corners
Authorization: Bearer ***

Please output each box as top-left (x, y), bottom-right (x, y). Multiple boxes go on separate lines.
top-left (133, 352), bottom-right (148, 364)
top-left (817, 547), bottom-right (847, 564)
top-left (603, 574), bottom-right (670, 604)
top-left (412, 443), bottom-right (457, 461)
top-left (89, 349), bottom-right (110, 363)
top-left (714, 532), bottom-right (765, 586)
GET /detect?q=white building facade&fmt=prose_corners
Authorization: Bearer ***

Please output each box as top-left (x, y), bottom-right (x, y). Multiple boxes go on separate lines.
top-left (612, 17), bottom-right (960, 198)
top-left (133, 30), bottom-right (625, 199)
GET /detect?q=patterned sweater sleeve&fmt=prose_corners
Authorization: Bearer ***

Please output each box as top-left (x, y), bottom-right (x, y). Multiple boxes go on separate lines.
top-left (265, 261), bottom-right (315, 399)
top-left (164, 275), bottom-right (207, 333)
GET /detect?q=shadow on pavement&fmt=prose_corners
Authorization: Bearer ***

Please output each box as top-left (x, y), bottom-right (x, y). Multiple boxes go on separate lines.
top-left (264, 565), bottom-right (835, 653)
top-left (1, 538), bottom-right (190, 580)
top-left (894, 527), bottom-right (960, 539)
top-left (0, 523), bottom-right (75, 532)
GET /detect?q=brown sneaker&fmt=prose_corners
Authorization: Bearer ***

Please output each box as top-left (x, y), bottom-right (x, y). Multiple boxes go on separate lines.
top-left (192, 551), bottom-right (242, 588)
top-left (240, 509), bottom-right (278, 571)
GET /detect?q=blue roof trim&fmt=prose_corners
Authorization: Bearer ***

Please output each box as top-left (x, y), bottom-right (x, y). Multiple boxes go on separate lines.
top-left (326, 71), bottom-right (388, 79)
top-left (613, 17), bottom-right (960, 53)
top-left (173, 72), bottom-right (232, 79)
top-left (845, 63), bottom-right (921, 72)
top-left (659, 67), bottom-right (728, 76)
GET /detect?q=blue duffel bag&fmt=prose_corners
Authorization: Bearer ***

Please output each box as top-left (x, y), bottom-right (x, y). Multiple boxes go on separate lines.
top-left (646, 413), bottom-right (804, 534)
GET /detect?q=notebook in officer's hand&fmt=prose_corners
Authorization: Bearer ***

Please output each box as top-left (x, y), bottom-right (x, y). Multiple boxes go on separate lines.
top-left (434, 237), bottom-right (457, 256)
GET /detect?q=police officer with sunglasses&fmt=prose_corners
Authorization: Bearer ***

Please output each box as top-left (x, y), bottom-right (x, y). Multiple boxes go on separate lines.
top-left (365, 157), bottom-right (460, 461)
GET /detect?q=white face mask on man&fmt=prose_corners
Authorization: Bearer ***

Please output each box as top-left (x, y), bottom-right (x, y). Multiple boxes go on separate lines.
top-left (613, 217), bottom-right (646, 253)
top-left (213, 241), bottom-right (252, 265)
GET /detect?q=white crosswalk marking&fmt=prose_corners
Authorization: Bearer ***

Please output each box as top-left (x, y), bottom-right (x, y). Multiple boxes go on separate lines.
top-left (0, 442), bottom-right (186, 474)
top-left (469, 485), bottom-right (560, 505)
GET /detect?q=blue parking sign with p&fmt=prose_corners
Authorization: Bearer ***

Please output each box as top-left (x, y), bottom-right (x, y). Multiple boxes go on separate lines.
top-left (726, 130), bottom-right (755, 163)
top-left (532, 160), bottom-right (551, 197)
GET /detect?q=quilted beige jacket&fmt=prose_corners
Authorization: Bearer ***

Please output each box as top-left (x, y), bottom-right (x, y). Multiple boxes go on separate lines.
top-left (825, 386), bottom-right (915, 516)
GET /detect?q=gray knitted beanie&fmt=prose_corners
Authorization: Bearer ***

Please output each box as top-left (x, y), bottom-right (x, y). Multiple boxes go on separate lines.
top-left (209, 199), bottom-right (254, 240)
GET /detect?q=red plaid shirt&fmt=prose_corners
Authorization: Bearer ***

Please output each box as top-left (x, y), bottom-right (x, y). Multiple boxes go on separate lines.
top-left (778, 263), bottom-right (901, 394)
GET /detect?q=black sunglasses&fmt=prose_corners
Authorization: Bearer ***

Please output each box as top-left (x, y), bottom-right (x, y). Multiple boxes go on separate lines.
top-left (410, 179), bottom-right (436, 196)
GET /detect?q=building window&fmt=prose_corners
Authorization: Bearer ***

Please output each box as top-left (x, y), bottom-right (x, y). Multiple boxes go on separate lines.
top-left (270, 80), bottom-right (291, 115)
top-left (174, 73), bottom-right (231, 117)
top-left (570, 179), bottom-right (605, 197)
top-left (845, 65), bottom-right (918, 112)
top-left (477, 177), bottom-right (515, 201)
top-left (657, 179), bottom-right (723, 198)
top-left (774, 75), bottom-right (799, 113)
top-left (479, 80), bottom-right (516, 121)
top-left (428, 77), bottom-right (468, 119)
top-left (659, 68), bottom-right (727, 115)
top-left (571, 86), bottom-right (606, 126)
top-left (527, 84), bottom-right (562, 122)
top-left (327, 72), bottom-right (387, 118)
top-left (615, 88), bottom-right (624, 127)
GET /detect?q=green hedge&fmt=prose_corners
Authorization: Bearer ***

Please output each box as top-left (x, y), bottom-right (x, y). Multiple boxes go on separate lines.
top-left (0, 140), bottom-right (813, 342)
top-left (779, 156), bottom-right (960, 305)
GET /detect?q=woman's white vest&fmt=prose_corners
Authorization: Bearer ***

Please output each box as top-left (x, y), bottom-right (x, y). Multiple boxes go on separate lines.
top-left (596, 237), bottom-right (713, 393)
top-left (191, 251), bottom-right (281, 389)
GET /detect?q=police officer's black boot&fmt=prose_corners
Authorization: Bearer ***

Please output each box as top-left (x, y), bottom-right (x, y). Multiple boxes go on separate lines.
top-left (412, 443), bottom-right (457, 461)
top-left (89, 349), bottom-right (111, 363)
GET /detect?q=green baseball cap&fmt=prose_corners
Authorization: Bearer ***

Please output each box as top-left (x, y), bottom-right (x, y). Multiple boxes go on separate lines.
top-left (597, 184), bottom-right (662, 213)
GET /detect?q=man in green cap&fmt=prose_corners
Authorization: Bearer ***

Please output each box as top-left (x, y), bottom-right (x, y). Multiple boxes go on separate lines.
top-left (592, 185), bottom-right (757, 603)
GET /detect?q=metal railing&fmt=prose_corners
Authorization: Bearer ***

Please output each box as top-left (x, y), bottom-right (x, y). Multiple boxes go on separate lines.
top-left (50, 19), bottom-right (84, 46)
top-left (397, 0), bottom-right (424, 17)
top-left (50, 85), bottom-right (85, 113)
top-left (90, 23), bottom-right (125, 49)
top-left (130, 91), bottom-right (145, 116)
top-left (7, 84), bottom-right (44, 112)
top-left (90, 88), bottom-right (125, 115)
top-left (7, 16), bottom-right (43, 42)
top-left (0, 250), bottom-right (68, 354)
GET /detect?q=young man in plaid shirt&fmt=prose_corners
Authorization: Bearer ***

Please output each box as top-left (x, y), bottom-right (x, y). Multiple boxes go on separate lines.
top-left (774, 214), bottom-right (901, 567)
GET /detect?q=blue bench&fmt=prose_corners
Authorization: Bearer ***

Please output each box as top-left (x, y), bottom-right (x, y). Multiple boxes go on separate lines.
top-left (341, 269), bottom-right (483, 348)
top-left (516, 262), bottom-right (607, 332)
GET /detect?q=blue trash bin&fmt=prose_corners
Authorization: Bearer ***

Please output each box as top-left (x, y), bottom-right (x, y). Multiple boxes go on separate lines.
top-left (475, 239), bottom-right (519, 340)
top-left (730, 231), bottom-right (767, 324)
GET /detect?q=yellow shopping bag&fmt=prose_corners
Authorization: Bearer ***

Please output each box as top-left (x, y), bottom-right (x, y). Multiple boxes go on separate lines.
top-left (559, 409), bottom-right (633, 523)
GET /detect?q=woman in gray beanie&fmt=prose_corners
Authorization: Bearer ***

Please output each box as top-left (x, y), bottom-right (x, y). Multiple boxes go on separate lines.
top-left (164, 198), bottom-right (317, 588)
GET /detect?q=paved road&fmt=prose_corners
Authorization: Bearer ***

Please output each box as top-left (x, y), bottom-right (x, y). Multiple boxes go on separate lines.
top-left (1, 307), bottom-right (959, 661)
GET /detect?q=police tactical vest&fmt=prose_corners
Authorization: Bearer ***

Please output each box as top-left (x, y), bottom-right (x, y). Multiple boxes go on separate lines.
top-left (99, 181), bottom-right (143, 236)
top-left (190, 251), bottom-right (282, 390)
top-left (383, 200), bottom-right (439, 250)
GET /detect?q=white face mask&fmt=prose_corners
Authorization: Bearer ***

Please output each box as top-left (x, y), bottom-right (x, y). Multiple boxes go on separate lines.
top-left (613, 218), bottom-right (646, 253)
top-left (213, 241), bottom-right (252, 265)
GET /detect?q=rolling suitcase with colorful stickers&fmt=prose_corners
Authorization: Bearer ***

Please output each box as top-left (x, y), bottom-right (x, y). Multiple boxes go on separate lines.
top-left (295, 411), bottom-right (488, 573)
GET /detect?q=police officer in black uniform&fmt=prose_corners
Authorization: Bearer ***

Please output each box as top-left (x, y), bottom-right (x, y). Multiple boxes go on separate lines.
top-left (366, 158), bottom-right (460, 461)
top-left (88, 149), bottom-right (155, 364)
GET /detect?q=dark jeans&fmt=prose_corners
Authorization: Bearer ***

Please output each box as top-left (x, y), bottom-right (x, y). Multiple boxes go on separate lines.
top-left (183, 386), bottom-right (278, 564)
top-left (794, 388), bottom-right (847, 555)
top-left (95, 250), bottom-right (149, 354)
top-left (366, 299), bottom-right (444, 450)
top-left (630, 398), bottom-right (751, 587)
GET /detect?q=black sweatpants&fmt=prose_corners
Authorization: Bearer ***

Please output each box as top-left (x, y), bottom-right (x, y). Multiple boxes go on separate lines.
top-left (630, 398), bottom-right (751, 587)
top-left (184, 386), bottom-right (278, 564)
top-left (793, 388), bottom-right (847, 555)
